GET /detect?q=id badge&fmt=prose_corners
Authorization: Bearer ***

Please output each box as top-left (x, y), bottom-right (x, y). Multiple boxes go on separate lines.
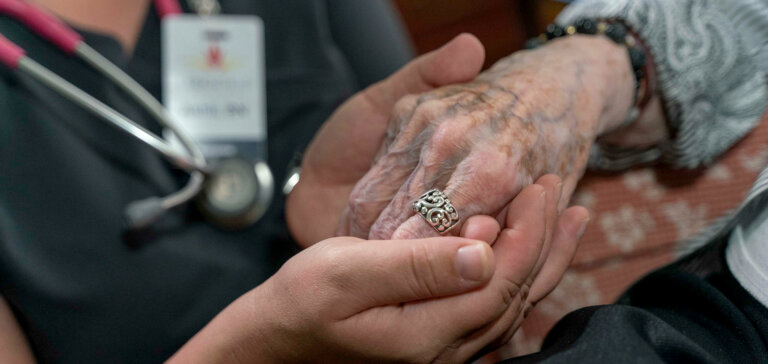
top-left (162, 15), bottom-right (267, 161)
top-left (162, 15), bottom-right (273, 229)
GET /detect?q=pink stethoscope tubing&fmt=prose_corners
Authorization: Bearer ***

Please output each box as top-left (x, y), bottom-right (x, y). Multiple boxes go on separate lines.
top-left (0, 0), bottom-right (207, 230)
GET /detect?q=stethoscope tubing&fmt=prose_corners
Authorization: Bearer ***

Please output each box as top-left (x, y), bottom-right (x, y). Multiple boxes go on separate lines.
top-left (76, 44), bottom-right (208, 172)
top-left (0, 0), bottom-right (214, 228)
top-left (74, 43), bottom-right (208, 213)
top-left (17, 56), bottom-right (204, 174)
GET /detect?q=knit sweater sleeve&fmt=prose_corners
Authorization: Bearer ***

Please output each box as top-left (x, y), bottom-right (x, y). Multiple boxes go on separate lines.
top-left (558, 0), bottom-right (768, 169)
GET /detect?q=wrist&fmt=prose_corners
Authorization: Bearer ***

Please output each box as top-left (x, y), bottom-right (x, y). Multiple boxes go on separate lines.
top-left (549, 35), bottom-right (636, 134)
top-left (167, 284), bottom-right (283, 364)
top-left (238, 280), bottom-right (291, 363)
top-left (486, 34), bottom-right (636, 137)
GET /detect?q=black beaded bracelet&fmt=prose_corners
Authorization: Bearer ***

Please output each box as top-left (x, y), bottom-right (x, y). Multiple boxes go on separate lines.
top-left (525, 19), bottom-right (645, 88)
top-left (526, 19), bottom-right (647, 97)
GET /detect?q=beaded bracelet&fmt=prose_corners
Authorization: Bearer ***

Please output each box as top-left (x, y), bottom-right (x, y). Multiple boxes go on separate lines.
top-left (526, 19), bottom-right (651, 128)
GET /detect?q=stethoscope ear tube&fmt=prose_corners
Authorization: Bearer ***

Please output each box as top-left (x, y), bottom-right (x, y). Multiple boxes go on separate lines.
top-left (153, 0), bottom-right (183, 18)
top-left (0, 0), bottom-right (82, 54)
top-left (0, 31), bottom-right (23, 68)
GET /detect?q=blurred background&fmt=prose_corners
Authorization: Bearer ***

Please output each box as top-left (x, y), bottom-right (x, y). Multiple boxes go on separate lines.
top-left (392, 0), bottom-right (566, 68)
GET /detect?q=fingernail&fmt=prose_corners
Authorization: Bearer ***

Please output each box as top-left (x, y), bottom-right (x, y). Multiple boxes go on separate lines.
top-left (576, 218), bottom-right (590, 238)
top-left (456, 244), bottom-right (490, 282)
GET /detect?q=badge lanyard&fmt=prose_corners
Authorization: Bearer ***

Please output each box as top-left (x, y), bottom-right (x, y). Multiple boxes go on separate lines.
top-left (0, 0), bottom-right (273, 230)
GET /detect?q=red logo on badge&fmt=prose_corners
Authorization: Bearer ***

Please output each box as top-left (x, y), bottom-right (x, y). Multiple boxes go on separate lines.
top-left (206, 44), bottom-right (223, 68)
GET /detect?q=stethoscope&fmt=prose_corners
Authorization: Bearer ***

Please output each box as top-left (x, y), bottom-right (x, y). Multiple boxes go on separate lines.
top-left (0, 0), bottom-right (274, 230)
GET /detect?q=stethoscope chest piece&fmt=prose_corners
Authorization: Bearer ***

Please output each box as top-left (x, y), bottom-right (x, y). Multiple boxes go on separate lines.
top-left (197, 158), bottom-right (274, 230)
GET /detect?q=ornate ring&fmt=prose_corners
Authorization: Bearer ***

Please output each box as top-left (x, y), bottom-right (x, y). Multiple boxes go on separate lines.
top-left (412, 189), bottom-right (460, 234)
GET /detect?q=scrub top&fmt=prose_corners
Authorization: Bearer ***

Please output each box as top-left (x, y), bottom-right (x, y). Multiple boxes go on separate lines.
top-left (0, 1), bottom-right (412, 362)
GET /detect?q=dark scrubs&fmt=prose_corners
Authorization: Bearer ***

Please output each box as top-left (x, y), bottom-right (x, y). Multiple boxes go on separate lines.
top-left (0, 1), bottom-right (411, 362)
top-left (502, 243), bottom-right (768, 363)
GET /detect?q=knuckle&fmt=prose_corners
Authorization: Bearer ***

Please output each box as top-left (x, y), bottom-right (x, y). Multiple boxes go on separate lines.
top-left (424, 122), bottom-right (466, 162)
top-left (346, 187), bottom-right (380, 219)
top-left (345, 199), bottom-right (369, 227)
top-left (407, 243), bottom-right (444, 298)
top-left (279, 244), bottom-right (350, 320)
top-left (431, 121), bottom-right (459, 144)
top-left (316, 244), bottom-right (347, 272)
top-left (393, 94), bottom-right (419, 115)
top-left (390, 99), bottom-right (448, 150)
top-left (412, 99), bottom-right (446, 123)
top-left (347, 187), bottom-right (367, 210)
top-left (314, 245), bottom-right (354, 289)
top-left (416, 90), bottom-right (443, 104)
top-left (346, 188), bottom-right (399, 237)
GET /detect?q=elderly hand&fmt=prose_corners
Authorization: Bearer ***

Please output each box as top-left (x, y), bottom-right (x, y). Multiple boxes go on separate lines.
top-left (339, 35), bottom-right (635, 240)
top-left (172, 176), bottom-right (589, 363)
top-left (286, 34), bottom-right (485, 245)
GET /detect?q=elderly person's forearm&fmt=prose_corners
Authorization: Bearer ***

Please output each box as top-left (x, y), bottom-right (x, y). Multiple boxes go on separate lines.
top-left (339, 0), bottom-right (768, 240)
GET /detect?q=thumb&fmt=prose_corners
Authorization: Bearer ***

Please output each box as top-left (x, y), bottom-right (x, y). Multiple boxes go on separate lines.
top-left (366, 33), bottom-right (485, 113)
top-left (337, 237), bottom-right (494, 310)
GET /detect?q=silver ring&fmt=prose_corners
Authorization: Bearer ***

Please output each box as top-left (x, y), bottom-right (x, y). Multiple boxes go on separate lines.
top-left (413, 189), bottom-right (460, 234)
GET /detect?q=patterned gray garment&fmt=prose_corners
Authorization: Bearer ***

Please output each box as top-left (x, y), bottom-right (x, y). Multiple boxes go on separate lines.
top-left (560, 0), bottom-right (768, 307)
top-left (558, 0), bottom-right (768, 170)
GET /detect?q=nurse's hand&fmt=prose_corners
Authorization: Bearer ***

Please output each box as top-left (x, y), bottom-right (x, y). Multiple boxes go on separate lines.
top-left (286, 34), bottom-right (485, 246)
top-left (339, 35), bottom-right (638, 240)
top-left (169, 179), bottom-right (590, 363)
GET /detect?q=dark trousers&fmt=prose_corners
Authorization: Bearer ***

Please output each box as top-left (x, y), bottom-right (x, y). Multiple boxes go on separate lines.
top-left (502, 243), bottom-right (768, 363)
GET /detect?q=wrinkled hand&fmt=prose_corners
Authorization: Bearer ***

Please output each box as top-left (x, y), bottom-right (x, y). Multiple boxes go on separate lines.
top-left (339, 35), bottom-right (634, 240)
top-left (252, 176), bottom-right (589, 363)
top-left (287, 34), bottom-right (485, 246)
